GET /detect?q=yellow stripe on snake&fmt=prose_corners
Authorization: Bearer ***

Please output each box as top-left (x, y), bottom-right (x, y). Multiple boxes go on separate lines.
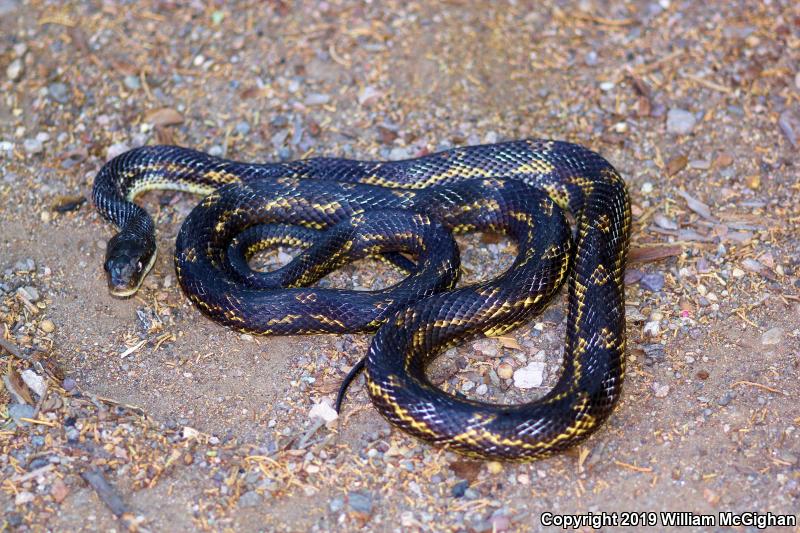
top-left (92, 139), bottom-right (630, 461)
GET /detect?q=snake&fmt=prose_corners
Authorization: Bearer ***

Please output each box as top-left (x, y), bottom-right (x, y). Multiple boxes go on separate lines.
top-left (92, 139), bottom-right (630, 461)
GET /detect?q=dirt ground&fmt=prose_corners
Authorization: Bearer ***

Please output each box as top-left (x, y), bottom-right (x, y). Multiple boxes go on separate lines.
top-left (1, 1), bottom-right (799, 531)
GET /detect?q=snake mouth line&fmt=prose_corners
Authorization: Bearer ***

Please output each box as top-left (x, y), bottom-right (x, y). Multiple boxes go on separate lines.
top-left (107, 247), bottom-right (158, 298)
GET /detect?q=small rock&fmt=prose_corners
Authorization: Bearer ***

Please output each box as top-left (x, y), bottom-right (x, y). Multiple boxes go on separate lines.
top-left (653, 213), bottom-right (678, 230)
top-left (304, 93), bottom-right (331, 106)
top-left (491, 514), bottom-right (511, 532)
top-left (62, 377), bottom-right (76, 391)
top-left (451, 480), bottom-right (469, 498)
top-left (689, 159), bottom-right (711, 170)
top-left (584, 50), bottom-right (598, 66)
top-left (715, 152), bottom-right (734, 167)
top-left (473, 339), bottom-right (498, 357)
top-left (652, 383), bottom-right (670, 398)
top-left (643, 320), bottom-right (660, 337)
top-left (475, 383), bottom-right (488, 395)
top-left (48, 82), bottom-right (70, 104)
top-left (329, 496), bottom-right (345, 512)
top-left (497, 363), bottom-right (514, 380)
top-left (17, 286), bottom-right (39, 302)
top-left (639, 273), bottom-right (665, 292)
top-left (666, 108), bottom-right (696, 134)
top-left (6, 58), bottom-right (23, 81)
top-left (238, 490), bottom-right (262, 507)
top-left (309, 400), bottom-right (338, 423)
top-left (15, 491), bottom-right (35, 506)
top-left (348, 491), bottom-right (373, 514)
top-left (388, 147), bottom-right (411, 161)
top-left (51, 479), bottom-right (69, 504)
top-left (40, 319), bottom-right (56, 333)
top-left (358, 85), bottom-right (382, 106)
top-left (778, 109), bottom-right (799, 148)
top-left (9, 403), bottom-right (35, 426)
top-left (123, 75), bottom-right (140, 90)
top-left (23, 137), bottom-right (43, 154)
top-left (235, 121), bottom-right (251, 135)
top-left (513, 362), bottom-right (545, 389)
top-left (761, 327), bottom-right (784, 346)
top-left (718, 391), bottom-right (734, 406)
top-left (208, 145), bottom-right (224, 157)
top-left (21, 369), bottom-right (47, 397)
top-left (106, 142), bottom-right (130, 161)
top-left (14, 258), bottom-right (35, 272)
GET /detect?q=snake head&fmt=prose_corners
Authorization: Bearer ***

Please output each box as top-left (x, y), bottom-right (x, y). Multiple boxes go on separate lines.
top-left (103, 233), bottom-right (156, 297)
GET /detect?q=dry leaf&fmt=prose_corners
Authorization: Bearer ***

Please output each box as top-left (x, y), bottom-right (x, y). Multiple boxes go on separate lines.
top-left (677, 190), bottom-right (714, 220)
top-left (666, 154), bottom-right (688, 176)
top-left (629, 245), bottom-right (682, 263)
top-left (51, 195), bottom-right (86, 213)
top-left (494, 336), bottom-right (523, 350)
top-left (143, 107), bottom-right (183, 127)
top-left (449, 460), bottom-right (482, 482)
top-left (3, 368), bottom-right (35, 404)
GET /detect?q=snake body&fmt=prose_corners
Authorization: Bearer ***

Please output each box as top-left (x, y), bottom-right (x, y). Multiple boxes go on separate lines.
top-left (93, 139), bottom-right (630, 460)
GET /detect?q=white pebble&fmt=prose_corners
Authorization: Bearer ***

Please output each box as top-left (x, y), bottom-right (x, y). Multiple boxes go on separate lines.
top-left (309, 400), bottom-right (338, 423)
top-left (21, 369), bottom-right (47, 397)
top-left (513, 362), bottom-right (545, 389)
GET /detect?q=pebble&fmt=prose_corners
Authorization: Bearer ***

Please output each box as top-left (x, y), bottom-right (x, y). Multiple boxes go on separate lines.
top-left (18, 286), bottom-right (39, 302)
top-left (689, 159), bottom-right (711, 170)
top-left (309, 400), bottom-right (338, 423)
top-left (778, 110), bottom-right (799, 148)
top-left (14, 258), bottom-right (35, 272)
top-left (639, 273), bottom-right (665, 292)
top-left (497, 362), bottom-right (514, 380)
top-left (238, 490), bottom-right (262, 507)
top-left (23, 137), bottom-right (43, 154)
top-left (106, 142), bottom-right (130, 161)
top-left (348, 491), bottom-right (373, 514)
top-left (208, 145), bottom-right (224, 157)
top-left (21, 369), bottom-right (47, 397)
top-left (513, 362), bottom-right (545, 388)
top-left (451, 480), bottom-right (469, 498)
top-left (475, 383), bottom-right (488, 395)
top-left (358, 85), bottom-right (382, 106)
top-left (584, 50), bottom-right (598, 66)
top-left (329, 496), bottom-right (344, 512)
top-left (40, 319), bottom-right (55, 333)
top-left (123, 75), bottom-right (140, 90)
top-left (652, 382), bottom-right (670, 398)
top-left (9, 403), bottom-right (35, 426)
top-left (6, 58), bottom-right (23, 81)
top-left (304, 93), bottom-right (331, 106)
top-left (62, 377), bottom-right (76, 391)
top-left (760, 327), bottom-right (783, 346)
top-left (388, 147), bottom-right (411, 161)
top-left (48, 82), bottom-right (70, 104)
top-left (235, 121), bottom-right (251, 135)
top-left (666, 108), bottom-right (696, 134)
top-left (643, 321), bottom-right (660, 336)
top-left (473, 338), bottom-right (498, 357)
top-left (653, 213), bottom-right (678, 230)
top-left (717, 391), bottom-right (734, 406)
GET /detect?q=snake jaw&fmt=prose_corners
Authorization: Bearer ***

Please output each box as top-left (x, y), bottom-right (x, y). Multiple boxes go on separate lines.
top-left (104, 234), bottom-right (156, 297)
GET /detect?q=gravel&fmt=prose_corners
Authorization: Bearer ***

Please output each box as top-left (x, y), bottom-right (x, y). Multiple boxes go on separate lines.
top-left (666, 108), bottom-right (697, 134)
top-left (47, 82), bottom-right (69, 104)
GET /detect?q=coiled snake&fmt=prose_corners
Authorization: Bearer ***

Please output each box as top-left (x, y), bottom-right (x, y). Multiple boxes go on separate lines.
top-left (92, 140), bottom-right (630, 461)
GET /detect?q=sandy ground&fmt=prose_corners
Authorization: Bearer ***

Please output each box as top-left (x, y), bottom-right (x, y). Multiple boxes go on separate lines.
top-left (1, 1), bottom-right (799, 531)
